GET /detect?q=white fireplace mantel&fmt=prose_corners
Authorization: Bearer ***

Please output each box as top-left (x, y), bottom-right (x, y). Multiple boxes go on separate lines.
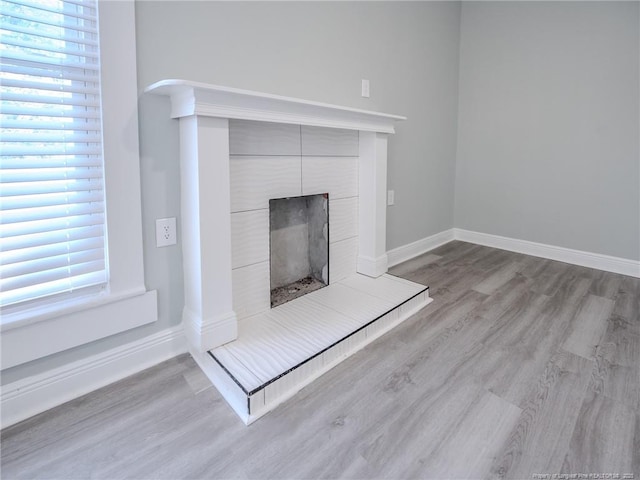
top-left (146, 79), bottom-right (405, 133)
top-left (147, 79), bottom-right (406, 353)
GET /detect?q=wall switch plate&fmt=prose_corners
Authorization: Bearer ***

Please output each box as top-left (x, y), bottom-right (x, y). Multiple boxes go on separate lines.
top-left (156, 217), bottom-right (177, 247)
top-left (361, 79), bottom-right (370, 98)
top-left (387, 190), bottom-right (395, 206)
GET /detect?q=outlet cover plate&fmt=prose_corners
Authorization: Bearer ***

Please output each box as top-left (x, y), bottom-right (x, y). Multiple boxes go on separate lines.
top-left (156, 217), bottom-right (177, 247)
top-left (361, 79), bottom-right (370, 98)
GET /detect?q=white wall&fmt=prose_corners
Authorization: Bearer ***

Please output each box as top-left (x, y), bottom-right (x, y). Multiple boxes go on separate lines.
top-left (1, 2), bottom-right (462, 384)
top-left (455, 1), bottom-right (640, 260)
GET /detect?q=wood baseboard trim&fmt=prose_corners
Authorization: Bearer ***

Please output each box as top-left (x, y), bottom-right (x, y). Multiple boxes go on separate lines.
top-left (1, 326), bottom-right (188, 430)
top-left (387, 229), bottom-right (455, 268)
top-left (454, 228), bottom-right (639, 278)
top-left (387, 227), bottom-right (639, 278)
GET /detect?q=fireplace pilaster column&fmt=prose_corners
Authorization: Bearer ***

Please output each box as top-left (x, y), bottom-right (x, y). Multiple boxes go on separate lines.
top-left (180, 115), bottom-right (237, 351)
top-left (357, 131), bottom-right (389, 278)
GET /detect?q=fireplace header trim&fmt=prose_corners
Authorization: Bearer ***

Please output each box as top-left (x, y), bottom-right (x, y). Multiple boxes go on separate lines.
top-left (145, 79), bottom-right (406, 134)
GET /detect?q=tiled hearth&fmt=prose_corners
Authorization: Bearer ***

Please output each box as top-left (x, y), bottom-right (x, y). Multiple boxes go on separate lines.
top-left (147, 80), bottom-right (432, 423)
top-left (210, 274), bottom-right (429, 422)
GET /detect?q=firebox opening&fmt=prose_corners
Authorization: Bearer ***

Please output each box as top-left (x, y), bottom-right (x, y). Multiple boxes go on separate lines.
top-left (269, 193), bottom-right (329, 308)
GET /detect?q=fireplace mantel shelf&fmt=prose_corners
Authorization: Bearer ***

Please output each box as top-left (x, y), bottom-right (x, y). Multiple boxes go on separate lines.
top-left (145, 79), bottom-right (406, 134)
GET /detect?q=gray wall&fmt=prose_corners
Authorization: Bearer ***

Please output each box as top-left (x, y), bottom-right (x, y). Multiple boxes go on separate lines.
top-left (455, 1), bottom-right (640, 260)
top-left (136, 1), bottom-right (462, 251)
top-left (2, 2), bottom-right (461, 384)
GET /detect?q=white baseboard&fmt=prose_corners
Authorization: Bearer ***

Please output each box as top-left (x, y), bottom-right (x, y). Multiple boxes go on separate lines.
top-left (387, 229), bottom-right (455, 267)
top-left (387, 227), bottom-right (639, 279)
top-left (454, 228), bottom-right (639, 278)
top-left (357, 253), bottom-right (389, 278)
top-left (182, 306), bottom-right (237, 352)
top-left (1, 326), bottom-right (188, 430)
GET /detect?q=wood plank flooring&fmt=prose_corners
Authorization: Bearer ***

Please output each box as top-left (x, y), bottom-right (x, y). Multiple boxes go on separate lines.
top-left (2, 241), bottom-right (638, 479)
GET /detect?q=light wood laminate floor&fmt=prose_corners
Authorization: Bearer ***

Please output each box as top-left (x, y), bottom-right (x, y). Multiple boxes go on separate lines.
top-left (2, 241), bottom-right (639, 479)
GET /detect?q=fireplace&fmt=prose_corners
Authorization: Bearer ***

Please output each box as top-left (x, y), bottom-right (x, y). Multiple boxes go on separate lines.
top-left (226, 119), bottom-right (360, 321)
top-left (146, 79), bottom-right (432, 424)
top-left (269, 194), bottom-right (329, 308)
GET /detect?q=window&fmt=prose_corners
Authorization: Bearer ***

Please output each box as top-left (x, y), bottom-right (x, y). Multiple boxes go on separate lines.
top-left (0, 0), bottom-right (157, 370)
top-left (1, 0), bottom-right (107, 309)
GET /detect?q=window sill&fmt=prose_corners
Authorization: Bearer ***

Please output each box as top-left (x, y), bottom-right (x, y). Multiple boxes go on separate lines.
top-left (1, 289), bottom-right (157, 370)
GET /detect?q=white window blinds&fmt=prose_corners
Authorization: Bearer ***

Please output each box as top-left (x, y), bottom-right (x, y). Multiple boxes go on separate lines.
top-left (0, 0), bottom-right (107, 308)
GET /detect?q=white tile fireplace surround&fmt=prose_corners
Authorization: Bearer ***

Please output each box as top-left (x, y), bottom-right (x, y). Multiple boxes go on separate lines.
top-left (147, 80), bottom-right (432, 423)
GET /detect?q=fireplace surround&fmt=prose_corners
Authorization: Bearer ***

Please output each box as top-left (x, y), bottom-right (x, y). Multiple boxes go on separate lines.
top-left (147, 79), bottom-right (406, 350)
top-left (147, 80), bottom-right (432, 423)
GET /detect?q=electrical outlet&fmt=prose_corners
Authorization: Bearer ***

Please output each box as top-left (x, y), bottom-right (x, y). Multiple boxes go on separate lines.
top-left (387, 190), bottom-right (395, 206)
top-left (156, 217), bottom-right (177, 247)
top-left (361, 79), bottom-right (370, 98)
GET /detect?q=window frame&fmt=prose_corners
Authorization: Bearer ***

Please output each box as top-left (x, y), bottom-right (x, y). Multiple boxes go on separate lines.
top-left (1, 0), bottom-right (157, 370)
top-left (1, 0), bottom-right (108, 310)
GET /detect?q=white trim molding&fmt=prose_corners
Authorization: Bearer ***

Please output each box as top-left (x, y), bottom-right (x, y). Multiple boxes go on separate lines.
top-left (454, 229), bottom-right (640, 278)
top-left (1, 291), bottom-right (158, 370)
top-left (178, 116), bottom-right (238, 352)
top-left (388, 228), bottom-right (638, 278)
top-left (182, 307), bottom-right (237, 353)
top-left (145, 79), bottom-right (406, 134)
top-left (358, 131), bottom-right (390, 277)
top-left (1, 326), bottom-right (187, 430)
top-left (357, 254), bottom-right (389, 278)
top-left (387, 229), bottom-right (455, 267)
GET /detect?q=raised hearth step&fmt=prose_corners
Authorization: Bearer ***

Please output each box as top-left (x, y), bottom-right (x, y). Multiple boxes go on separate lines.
top-left (190, 273), bottom-right (432, 424)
